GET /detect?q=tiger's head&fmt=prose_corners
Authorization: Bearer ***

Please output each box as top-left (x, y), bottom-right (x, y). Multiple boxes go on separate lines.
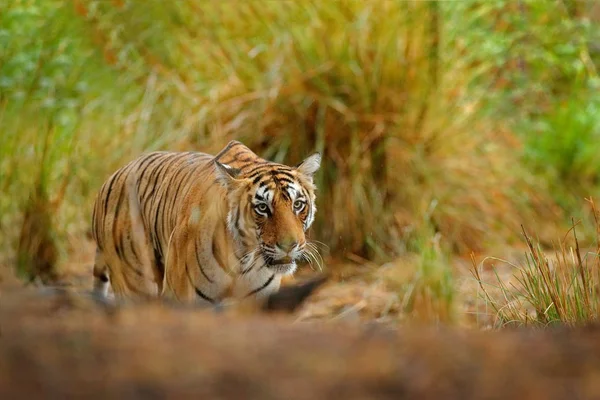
top-left (214, 141), bottom-right (321, 276)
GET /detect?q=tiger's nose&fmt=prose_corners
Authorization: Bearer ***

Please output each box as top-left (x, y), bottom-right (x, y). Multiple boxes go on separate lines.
top-left (277, 238), bottom-right (298, 253)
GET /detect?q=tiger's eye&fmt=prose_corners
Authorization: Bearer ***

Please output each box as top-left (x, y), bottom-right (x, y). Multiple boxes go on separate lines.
top-left (293, 200), bottom-right (305, 211)
top-left (255, 203), bottom-right (269, 213)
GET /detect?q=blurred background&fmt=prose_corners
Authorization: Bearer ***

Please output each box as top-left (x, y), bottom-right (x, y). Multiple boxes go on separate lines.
top-left (2, 0), bottom-right (600, 325)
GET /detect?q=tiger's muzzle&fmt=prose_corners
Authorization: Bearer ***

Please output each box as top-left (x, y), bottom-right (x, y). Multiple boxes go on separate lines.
top-left (261, 240), bottom-right (305, 275)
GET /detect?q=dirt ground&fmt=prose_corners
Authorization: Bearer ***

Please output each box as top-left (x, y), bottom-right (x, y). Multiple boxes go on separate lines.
top-left (3, 241), bottom-right (598, 399)
top-left (47, 238), bottom-right (519, 328)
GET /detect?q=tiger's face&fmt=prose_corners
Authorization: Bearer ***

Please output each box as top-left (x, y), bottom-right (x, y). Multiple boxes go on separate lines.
top-left (250, 167), bottom-right (316, 274)
top-left (216, 151), bottom-right (321, 275)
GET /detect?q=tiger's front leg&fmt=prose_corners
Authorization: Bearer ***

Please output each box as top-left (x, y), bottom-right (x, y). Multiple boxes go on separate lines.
top-left (232, 260), bottom-right (282, 301)
top-left (162, 226), bottom-right (232, 305)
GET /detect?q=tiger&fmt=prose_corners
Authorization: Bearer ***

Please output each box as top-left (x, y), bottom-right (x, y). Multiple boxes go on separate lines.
top-left (91, 140), bottom-right (322, 307)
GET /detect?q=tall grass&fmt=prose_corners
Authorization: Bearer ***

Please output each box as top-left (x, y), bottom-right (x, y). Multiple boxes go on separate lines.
top-left (472, 199), bottom-right (600, 328)
top-left (1, 0), bottom-right (599, 282)
top-left (85, 0), bottom-right (568, 256)
top-left (0, 0), bottom-right (199, 275)
top-left (402, 226), bottom-right (455, 324)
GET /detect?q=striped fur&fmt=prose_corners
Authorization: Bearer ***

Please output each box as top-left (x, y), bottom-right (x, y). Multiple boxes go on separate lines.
top-left (91, 141), bottom-right (321, 305)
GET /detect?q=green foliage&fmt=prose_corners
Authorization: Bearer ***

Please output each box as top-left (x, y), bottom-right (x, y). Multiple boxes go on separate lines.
top-left (524, 92), bottom-right (600, 197)
top-left (0, 0), bottom-right (98, 268)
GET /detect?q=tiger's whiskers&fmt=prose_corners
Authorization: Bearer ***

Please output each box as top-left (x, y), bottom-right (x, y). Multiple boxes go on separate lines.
top-left (301, 242), bottom-right (324, 271)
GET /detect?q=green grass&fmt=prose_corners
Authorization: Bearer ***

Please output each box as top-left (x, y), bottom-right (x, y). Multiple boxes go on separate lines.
top-left (401, 224), bottom-right (456, 324)
top-left (472, 199), bottom-right (600, 328)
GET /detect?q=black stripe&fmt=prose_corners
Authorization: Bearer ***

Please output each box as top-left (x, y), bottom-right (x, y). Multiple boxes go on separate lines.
top-left (137, 152), bottom-right (167, 182)
top-left (194, 287), bottom-right (213, 303)
top-left (140, 155), bottom-right (172, 206)
top-left (143, 153), bottom-right (187, 204)
top-left (164, 164), bottom-right (195, 233)
top-left (241, 265), bottom-right (253, 275)
top-left (145, 153), bottom-right (188, 205)
top-left (237, 159), bottom-right (255, 167)
top-left (127, 230), bottom-right (141, 266)
top-left (220, 151), bottom-right (254, 166)
top-left (225, 141), bottom-right (243, 151)
top-left (280, 190), bottom-right (292, 202)
top-left (115, 230), bottom-right (144, 276)
top-left (186, 263), bottom-right (214, 303)
top-left (241, 261), bottom-right (265, 275)
top-left (252, 175), bottom-right (264, 185)
top-left (143, 160), bottom-right (170, 247)
top-left (102, 166), bottom-right (129, 226)
top-left (246, 274), bottom-right (275, 297)
top-left (214, 141), bottom-right (243, 162)
top-left (301, 186), bottom-right (310, 217)
top-left (195, 240), bottom-right (213, 283)
top-left (112, 171), bottom-right (128, 257)
top-left (151, 156), bottom-right (190, 247)
top-left (275, 177), bottom-right (295, 186)
top-left (113, 188), bottom-right (145, 279)
top-left (167, 164), bottom-right (197, 228)
top-left (160, 160), bottom-right (192, 244)
top-left (271, 170), bottom-right (295, 180)
top-left (232, 207), bottom-right (245, 238)
top-left (236, 155), bottom-right (253, 162)
top-left (153, 194), bottom-right (167, 256)
top-left (245, 162), bottom-right (291, 174)
top-left (160, 155), bottom-right (193, 199)
top-left (301, 186), bottom-right (309, 198)
top-left (246, 166), bottom-right (274, 179)
top-left (246, 166), bottom-right (294, 180)
top-left (239, 160), bottom-right (269, 172)
top-left (146, 158), bottom-right (176, 249)
top-left (154, 247), bottom-right (164, 278)
top-left (136, 153), bottom-right (169, 194)
top-left (116, 230), bottom-right (125, 259)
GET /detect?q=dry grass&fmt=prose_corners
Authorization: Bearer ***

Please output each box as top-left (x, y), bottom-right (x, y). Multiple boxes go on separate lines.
top-left (472, 199), bottom-right (600, 328)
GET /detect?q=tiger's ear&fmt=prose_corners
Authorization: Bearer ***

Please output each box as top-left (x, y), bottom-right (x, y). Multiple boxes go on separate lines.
top-left (296, 152), bottom-right (321, 178)
top-left (215, 161), bottom-right (241, 188)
